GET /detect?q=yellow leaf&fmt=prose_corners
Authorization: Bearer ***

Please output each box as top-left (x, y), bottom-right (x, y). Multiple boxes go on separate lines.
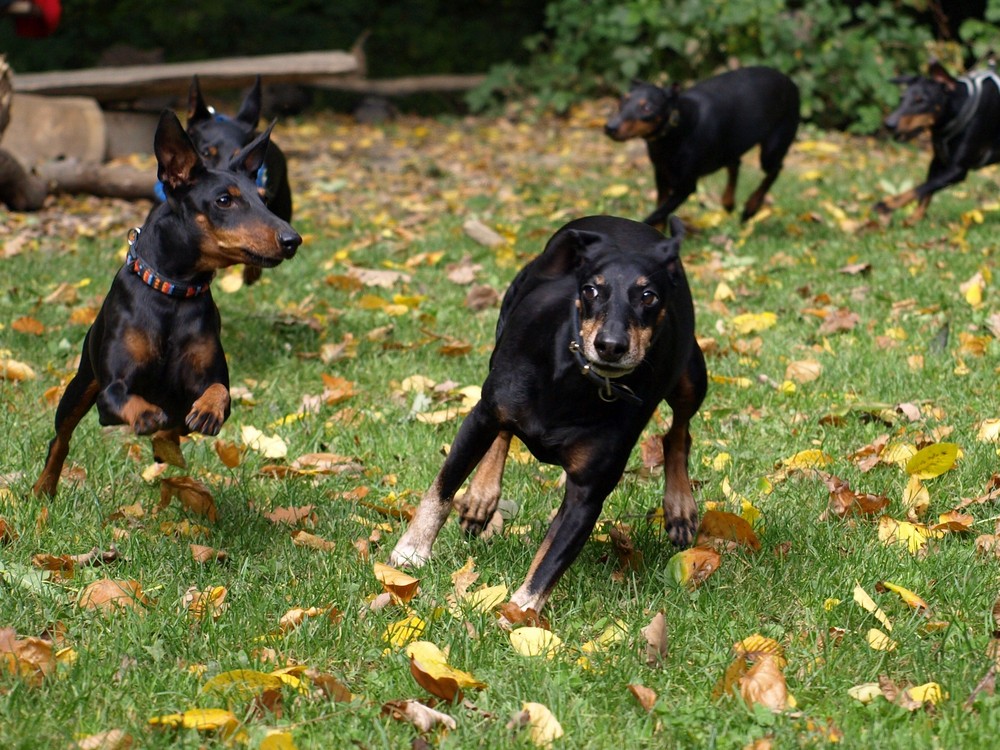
top-left (730, 312), bottom-right (777, 334)
top-left (848, 682), bottom-right (883, 703)
top-left (201, 669), bottom-right (283, 697)
top-left (148, 708), bottom-right (238, 736)
top-left (510, 627), bottom-right (563, 658)
top-left (405, 640), bottom-right (485, 701)
top-left (260, 730), bottom-right (298, 750)
top-left (905, 443), bottom-right (958, 479)
top-left (602, 184), bottom-right (629, 198)
top-left (823, 598), bottom-right (841, 611)
top-left (713, 282), bottom-right (735, 301)
top-left (882, 442), bottom-right (917, 467)
top-left (853, 583), bottom-right (893, 631)
top-left (878, 581), bottom-right (930, 612)
top-left (382, 615), bottom-right (426, 649)
top-left (517, 702), bottom-right (564, 748)
top-left (866, 628), bottom-right (897, 651)
top-left (712, 452), bottom-right (732, 471)
top-left (976, 418), bottom-right (1000, 443)
top-left (696, 509), bottom-right (761, 551)
top-left (906, 682), bottom-right (946, 705)
top-left (240, 425), bottom-right (288, 459)
top-left (878, 515), bottom-right (943, 554)
top-left (581, 619), bottom-right (627, 654)
top-left (459, 583), bottom-right (508, 614)
top-left (785, 359), bottom-right (822, 383)
top-left (782, 449), bottom-right (833, 469)
top-left (901, 475), bottom-right (929, 518)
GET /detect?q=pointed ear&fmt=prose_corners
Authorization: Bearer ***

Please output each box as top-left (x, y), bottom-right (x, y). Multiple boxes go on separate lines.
top-left (236, 76), bottom-right (263, 127)
top-left (928, 60), bottom-right (957, 89)
top-left (657, 216), bottom-right (684, 282)
top-left (536, 228), bottom-right (605, 277)
top-left (229, 120), bottom-right (273, 177)
top-left (155, 110), bottom-right (202, 190)
top-left (187, 75), bottom-right (212, 123)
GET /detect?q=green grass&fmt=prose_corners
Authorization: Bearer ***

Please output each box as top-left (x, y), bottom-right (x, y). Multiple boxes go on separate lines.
top-left (2, 107), bottom-right (1000, 748)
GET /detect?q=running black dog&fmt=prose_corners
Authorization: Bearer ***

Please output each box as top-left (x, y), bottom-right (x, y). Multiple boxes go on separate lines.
top-left (876, 61), bottom-right (1000, 223)
top-left (187, 75), bottom-right (293, 284)
top-left (389, 215), bottom-right (707, 619)
top-left (605, 67), bottom-right (800, 226)
top-left (33, 111), bottom-right (301, 497)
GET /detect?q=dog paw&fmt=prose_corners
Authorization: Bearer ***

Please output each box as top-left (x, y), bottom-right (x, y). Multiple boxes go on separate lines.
top-left (664, 512), bottom-right (698, 549)
top-left (132, 408), bottom-right (167, 435)
top-left (185, 408), bottom-right (223, 436)
top-left (388, 543), bottom-right (430, 569)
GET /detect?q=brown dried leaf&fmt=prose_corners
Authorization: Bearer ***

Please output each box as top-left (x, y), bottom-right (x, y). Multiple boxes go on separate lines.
top-left (696, 510), bottom-right (761, 551)
top-left (0, 517), bottom-right (19, 545)
top-left (190, 544), bottom-right (228, 564)
top-left (213, 439), bottom-right (242, 468)
top-left (738, 654), bottom-right (789, 712)
top-left (0, 627), bottom-right (56, 685)
top-left (628, 683), bottom-right (658, 712)
top-left (641, 612), bottom-right (668, 667)
top-left (73, 728), bottom-right (134, 750)
top-left (159, 476), bottom-right (217, 522)
top-left (374, 562), bottom-right (420, 602)
top-left (150, 436), bottom-right (185, 468)
top-left (291, 529), bottom-right (336, 552)
top-left (262, 505), bottom-right (317, 527)
top-left (77, 579), bottom-right (151, 614)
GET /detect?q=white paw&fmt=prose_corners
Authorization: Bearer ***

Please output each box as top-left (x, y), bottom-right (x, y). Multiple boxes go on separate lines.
top-left (388, 542), bottom-right (430, 569)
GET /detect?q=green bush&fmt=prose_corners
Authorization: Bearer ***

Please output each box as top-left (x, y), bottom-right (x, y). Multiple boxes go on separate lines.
top-left (469, 0), bottom-right (948, 132)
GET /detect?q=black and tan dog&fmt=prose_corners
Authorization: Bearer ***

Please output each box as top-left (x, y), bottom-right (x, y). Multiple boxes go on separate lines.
top-left (605, 67), bottom-right (799, 227)
top-left (875, 61), bottom-right (1000, 223)
top-left (186, 75), bottom-right (293, 284)
top-left (389, 215), bottom-right (706, 618)
top-left (33, 110), bottom-right (301, 497)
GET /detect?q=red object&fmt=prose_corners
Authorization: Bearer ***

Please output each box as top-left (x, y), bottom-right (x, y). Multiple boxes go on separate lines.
top-left (14, 0), bottom-right (61, 38)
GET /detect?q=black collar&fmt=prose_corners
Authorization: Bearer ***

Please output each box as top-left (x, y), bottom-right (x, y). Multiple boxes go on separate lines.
top-left (568, 303), bottom-right (643, 405)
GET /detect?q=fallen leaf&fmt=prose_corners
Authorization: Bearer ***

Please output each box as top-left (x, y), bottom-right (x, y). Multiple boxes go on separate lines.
top-left (150, 436), bottom-right (185, 468)
top-left (848, 682), bottom-right (883, 704)
top-left (373, 562), bottom-right (420, 602)
top-left (876, 581), bottom-right (930, 612)
top-left (866, 628), bottom-right (897, 652)
top-left (72, 729), bottom-right (133, 750)
top-left (0, 359), bottom-right (37, 381)
top-left (878, 515), bottom-right (942, 554)
top-left (739, 654), bottom-right (789, 712)
top-left (406, 640), bottom-right (486, 702)
top-left (383, 615), bottom-right (427, 649)
top-left (0, 627), bottom-right (56, 685)
top-left (628, 683), bottom-right (658, 712)
top-left (291, 529), bottom-right (336, 551)
top-left (668, 546), bottom-right (721, 589)
top-left (905, 443), bottom-right (959, 479)
top-left (507, 702), bottom-right (563, 747)
top-left (696, 510), bottom-right (761, 551)
top-left (785, 359), bottom-right (822, 383)
top-left (78, 579), bottom-right (151, 614)
top-left (853, 583), bottom-right (893, 631)
top-left (190, 544), bottom-right (228, 564)
top-left (262, 505), bottom-right (317, 527)
top-left (201, 669), bottom-right (284, 698)
top-left (382, 699), bottom-right (457, 732)
top-left (213, 439), bottom-right (242, 468)
top-left (510, 627), bottom-right (562, 658)
top-left (159, 476), bottom-right (217, 522)
top-left (731, 312), bottom-right (777, 334)
top-left (148, 708), bottom-right (238, 737)
top-left (182, 585), bottom-right (228, 621)
top-left (641, 612), bottom-right (668, 667)
top-left (241, 425), bottom-right (288, 459)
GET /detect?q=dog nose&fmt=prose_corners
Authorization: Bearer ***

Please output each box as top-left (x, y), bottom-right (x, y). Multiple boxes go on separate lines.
top-left (594, 332), bottom-right (628, 362)
top-left (604, 122), bottom-right (618, 137)
top-left (279, 230), bottom-right (301, 258)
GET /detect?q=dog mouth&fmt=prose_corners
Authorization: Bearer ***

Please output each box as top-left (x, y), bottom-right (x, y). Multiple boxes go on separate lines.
top-left (585, 358), bottom-right (637, 378)
top-left (242, 250), bottom-right (284, 267)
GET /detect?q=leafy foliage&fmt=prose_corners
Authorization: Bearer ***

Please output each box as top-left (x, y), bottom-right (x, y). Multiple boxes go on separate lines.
top-left (470, 0), bottom-right (951, 132)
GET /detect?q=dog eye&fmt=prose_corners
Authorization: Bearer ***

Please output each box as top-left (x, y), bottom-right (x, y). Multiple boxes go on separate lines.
top-left (581, 285), bottom-right (599, 301)
top-left (216, 194), bottom-right (233, 208)
top-left (641, 290), bottom-right (659, 306)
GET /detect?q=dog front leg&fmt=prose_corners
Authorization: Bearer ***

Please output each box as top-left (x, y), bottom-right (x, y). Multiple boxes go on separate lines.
top-left (644, 180), bottom-right (695, 228)
top-left (507, 476), bottom-right (610, 617)
top-left (389, 405), bottom-right (499, 568)
top-left (456, 431), bottom-right (511, 536)
top-left (662, 347), bottom-right (707, 547)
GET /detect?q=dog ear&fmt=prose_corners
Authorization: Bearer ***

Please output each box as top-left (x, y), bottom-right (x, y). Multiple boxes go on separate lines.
top-left (656, 217), bottom-right (685, 283)
top-left (236, 76), bottom-right (263, 127)
top-left (187, 75), bottom-right (212, 124)
top-left (536, 228), bottom-right (605, 277)
top-left (230, 120), bottom-right (274, 177)
top-left (928, 59), bottom-right (958, 89)
top-left (155, 110), bottom-right (202, 190)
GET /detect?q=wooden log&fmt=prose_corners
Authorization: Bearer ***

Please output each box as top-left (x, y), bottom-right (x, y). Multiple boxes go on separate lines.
top-left (36, 158), bottom-right (155, 201)
top-left (0, 148), bottom-right (47, 210)
top-left (12, 51), bottom-right (357, 102)
top-left (309, 73), bottom-right (487, 96)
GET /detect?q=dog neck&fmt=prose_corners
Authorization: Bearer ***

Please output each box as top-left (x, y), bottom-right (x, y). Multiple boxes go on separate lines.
top-left (124, 227), bottom-right (214, 298)
top-left (568, 302), bottom-right (643, 405)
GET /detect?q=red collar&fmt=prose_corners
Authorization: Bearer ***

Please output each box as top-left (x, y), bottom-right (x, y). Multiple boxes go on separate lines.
top-left (124, 227), bottom-right (213, 298)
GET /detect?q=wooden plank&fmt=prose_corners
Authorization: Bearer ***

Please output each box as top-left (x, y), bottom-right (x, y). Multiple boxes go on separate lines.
top-left (309, 73), bottom-right (487, 96)
top-left (12, 51), bottom-right (357, 101)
